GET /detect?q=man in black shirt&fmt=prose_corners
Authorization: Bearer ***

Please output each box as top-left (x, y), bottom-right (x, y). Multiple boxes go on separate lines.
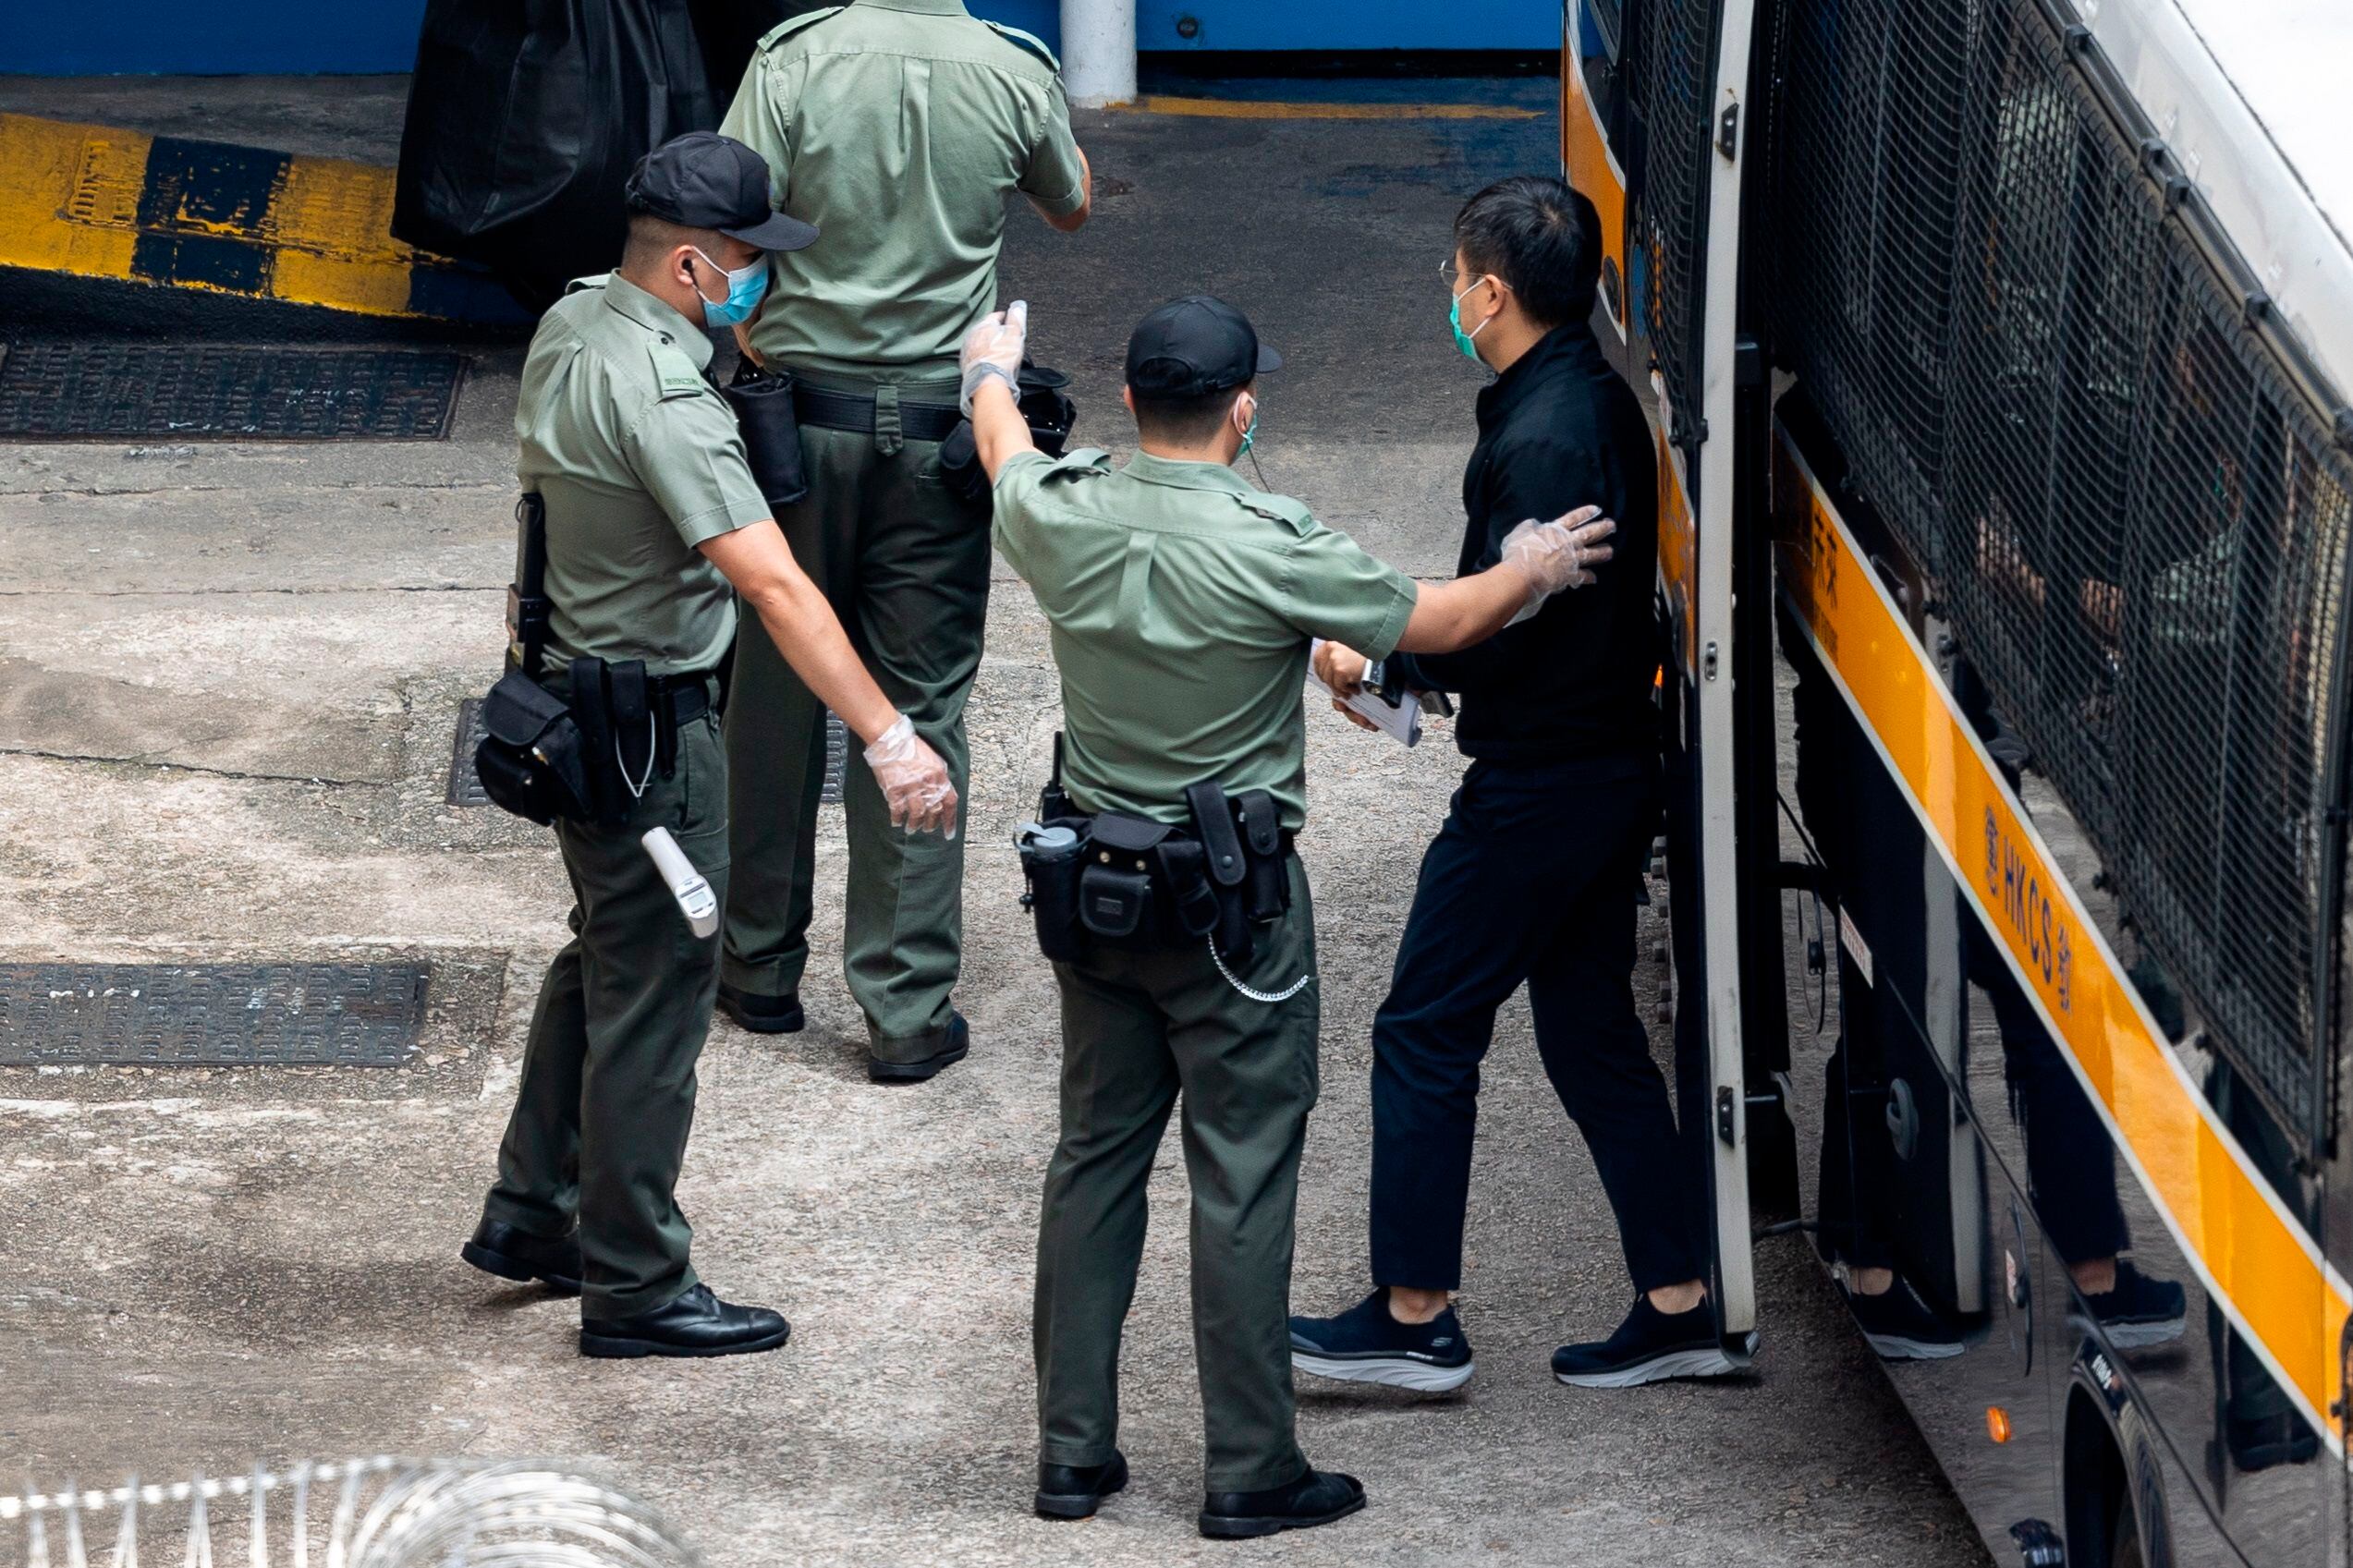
top-left (1290, 176), bottom-right (1725, 1392)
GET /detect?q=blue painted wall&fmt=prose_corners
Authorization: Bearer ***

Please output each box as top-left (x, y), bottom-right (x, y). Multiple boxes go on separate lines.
top-left (1, 0), bottom-right (1550, 76)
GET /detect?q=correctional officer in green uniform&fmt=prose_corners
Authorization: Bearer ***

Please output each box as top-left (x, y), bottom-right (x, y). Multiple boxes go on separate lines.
top-left (714, 0), bottom-right (1092, 1080)
top-left (962, 298), bottom-right (1615, 1534)
top-left (459, 134), bottom-right (957, 1358)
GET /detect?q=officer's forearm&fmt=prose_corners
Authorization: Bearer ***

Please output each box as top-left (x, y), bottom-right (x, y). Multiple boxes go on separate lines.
top-left (971, 377), bottom-right (1037, 485)
top-left (701, 523), bottom-right (901, 744)
top-left (1392, 563), bottom-right (1534, 654)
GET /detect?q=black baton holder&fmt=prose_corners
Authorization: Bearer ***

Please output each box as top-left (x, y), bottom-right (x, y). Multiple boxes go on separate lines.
top-left (723, 367), bottom-right (811, 508)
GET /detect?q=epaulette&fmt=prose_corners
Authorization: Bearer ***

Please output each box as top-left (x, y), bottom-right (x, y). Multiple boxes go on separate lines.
top-left (1236, 491), bottom-right (1317, 535)
top-left (1041, 446), bottom-right (1112, 480)
top-left (648, 339), bottom-right (710, 401)
top-left (563, 273), bottom-right (611, 296)
top-left (755, 6), bottom-right (844, 53)
top-left (982, 18), bottom-right (1061, 71)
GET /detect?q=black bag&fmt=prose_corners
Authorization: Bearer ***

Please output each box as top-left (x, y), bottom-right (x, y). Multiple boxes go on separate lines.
top-left (393, 0), bottom-right (720, 308)
top-left (937, 360), bottom-right (1079, 508)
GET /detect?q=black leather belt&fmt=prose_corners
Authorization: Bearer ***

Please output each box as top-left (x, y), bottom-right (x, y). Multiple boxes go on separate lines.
top-left (792, 384), bottom-right (964, 444)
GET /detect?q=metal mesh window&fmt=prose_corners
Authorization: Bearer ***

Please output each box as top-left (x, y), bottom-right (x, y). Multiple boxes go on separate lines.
top-left (1764, 0), bottom-right (2353, 1141)
top-left (1624, 0), bottom-right (1722, 444)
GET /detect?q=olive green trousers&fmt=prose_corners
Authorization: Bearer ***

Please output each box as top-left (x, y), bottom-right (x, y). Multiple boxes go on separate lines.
top-left (721, 376), bottom-right (990, 1061)
top-left (1034, 858), bottom-right (1321, 1493)
top-left (485, 705), bottom-right (728, 1319)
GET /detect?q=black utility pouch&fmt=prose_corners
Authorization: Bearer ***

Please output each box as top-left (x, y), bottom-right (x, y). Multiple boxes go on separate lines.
top-left (475, 668), bottom-right (596, 826)
top-left (1157, 838), bottom-right (1221, 939)
top-left (722, 367), bottom-right (811, 508)
top-left (1237, 791), bottom-right (1290, 923)
top-left (937, 419), bottom-right (993, 509)
top-left (1080, 813), bottom-right (1171, 951)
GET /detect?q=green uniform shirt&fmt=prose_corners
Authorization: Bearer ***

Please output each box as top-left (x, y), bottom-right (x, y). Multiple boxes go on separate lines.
top-left (719, 0), bottom-right (1087, 379)
top-left (514, 274), bottom-right (774, 676)
top-left (994, 449), bottom-right (1420, 830)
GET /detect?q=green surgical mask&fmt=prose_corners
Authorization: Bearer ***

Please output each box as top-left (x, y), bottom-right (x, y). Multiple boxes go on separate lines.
top-left (1450, 276), bottom-right (1494, 362)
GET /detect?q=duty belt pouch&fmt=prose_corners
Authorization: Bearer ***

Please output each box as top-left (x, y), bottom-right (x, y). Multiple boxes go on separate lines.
top-left (1237, 791), bottom-right (1290, 923)
top-left (1080, 812), bottom-right (1170, 951)
top-left (1186, 781), bottom-right (1254, 962)
top-left (722, 367), bottom-right (811, 509)
top-left (936, 419), bottom-right (993, 509)
top-left (566, 656), bottom-right (622, 827)
top-left (1021, 824), bottom-right (1090, 964)
top-left (474, 668), bottom-right (596, 827)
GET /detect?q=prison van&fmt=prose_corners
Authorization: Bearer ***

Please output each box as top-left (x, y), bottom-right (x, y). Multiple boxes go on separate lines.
top-left (1565, 0), bottom-right (2353, 1560)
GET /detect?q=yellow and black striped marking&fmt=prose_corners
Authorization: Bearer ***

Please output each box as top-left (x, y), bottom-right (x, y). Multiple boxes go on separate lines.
top-left (0, 113), bottom-right (528, 326)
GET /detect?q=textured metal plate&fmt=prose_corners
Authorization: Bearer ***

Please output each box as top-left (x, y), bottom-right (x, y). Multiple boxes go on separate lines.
top-left (446, 697), bottom-right (491, 808)
top-left (0, 342), bottom-right (465, 442)
top-left (822, 712), bottom-right (848, 805)
top-left (0, 962), bottom-right (429, 1067)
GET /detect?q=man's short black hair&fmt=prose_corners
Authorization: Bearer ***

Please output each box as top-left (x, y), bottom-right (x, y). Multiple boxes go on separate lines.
top-left (1453, 176), bottom-right (1603, 330)
top-left (1131, 383), bottom-right (1249, 446)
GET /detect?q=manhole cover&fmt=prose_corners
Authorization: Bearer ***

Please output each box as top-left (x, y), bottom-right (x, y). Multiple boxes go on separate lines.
top-left (445, 706), bottom-right (850, 807)
top-left (0, 962), bottom-right (430, 1067)
top-left (0, 342), bottom-right (467, 442)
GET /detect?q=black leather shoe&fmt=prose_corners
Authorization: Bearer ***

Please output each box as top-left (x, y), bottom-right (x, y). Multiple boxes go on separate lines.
top-left (1199, 1468), bottom-right (1365, 1539)
top-left (1034, 1451), bottom-right (1128, 1521)
top-left (717, 984), bottom-right (805, 1035)
top-left (869, 1010), bottom-right (969, 1084)
top-left (579, 1283), bottom-right (791, 1359)
top-left (460, 1218), bottom-right (582, 1295)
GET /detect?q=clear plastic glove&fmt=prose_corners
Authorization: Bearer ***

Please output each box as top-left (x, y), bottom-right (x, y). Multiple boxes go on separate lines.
top-left (959, 298), bottom-right (1029, 417)
top-left (864, 714), bottom-right (960, 840)
top-left (1500, 505), bottom-right (1616, 623)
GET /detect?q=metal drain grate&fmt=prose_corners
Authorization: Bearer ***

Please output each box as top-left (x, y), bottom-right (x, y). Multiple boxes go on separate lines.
top-left (0, 962), bottom-right (429, 1067)
top-left (445, 706), bottom-right (851, 806)
top-left (0, 342), bottom-right (466, 442)
top-left (445, 697), bottom-right (491, 808)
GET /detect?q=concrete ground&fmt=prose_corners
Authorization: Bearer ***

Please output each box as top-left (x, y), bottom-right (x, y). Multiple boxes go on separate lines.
top-left (0, 75), bottom-right (1988, 1566)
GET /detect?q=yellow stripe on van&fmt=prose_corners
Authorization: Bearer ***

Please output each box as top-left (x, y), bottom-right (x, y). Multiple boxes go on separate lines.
top-left (0, 112), bottom-right (527, 326)
top-left (1773, 423), bottom-right (2348, 1445)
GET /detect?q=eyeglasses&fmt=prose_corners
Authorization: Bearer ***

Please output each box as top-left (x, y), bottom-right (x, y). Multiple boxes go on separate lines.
top-left (1439, 260), bottom-right (1504, 293)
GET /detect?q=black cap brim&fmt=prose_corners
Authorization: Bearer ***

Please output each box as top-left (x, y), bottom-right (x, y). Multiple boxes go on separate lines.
top-left (723, 210), bottom-right (820, 252)
top-left (1253, 342), bottom-right (1283, 375)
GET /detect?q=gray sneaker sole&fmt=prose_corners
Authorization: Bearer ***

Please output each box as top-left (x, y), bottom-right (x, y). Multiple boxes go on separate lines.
top-left (1290, 1350), bottom-right (1475, 1393)
top-left (1554, 1331), bottom-right (1758, 1389)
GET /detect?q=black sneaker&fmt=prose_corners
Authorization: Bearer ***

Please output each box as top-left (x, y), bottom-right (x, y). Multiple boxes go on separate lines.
top-left (1552, 1295), bottom-right (1755, 1388)
top-left (1034, 1451), bottom-right (1128, 1521)
top-left (1289, 1290), bottom-right (1475, 1392)
top-left (1844, 1278), bottom-right (1964, 1360)
top-left (2225, 1412), bottom-right (2321, 1474)
top-left (716, 984), bottom-right (805, 1036)
top-left (1199, 1468), bottom-right (1365, 1539)
top-left (2072, 1260), bottom-right (2187, 1349)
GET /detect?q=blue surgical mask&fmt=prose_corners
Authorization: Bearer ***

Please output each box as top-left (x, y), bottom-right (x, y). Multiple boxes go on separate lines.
top-left (1237, 395), bottom-right (1260, 457)
top-left (1450, 275), bottom-right (1495, 362)
top-left (690, 248), bottom-right (769, 328)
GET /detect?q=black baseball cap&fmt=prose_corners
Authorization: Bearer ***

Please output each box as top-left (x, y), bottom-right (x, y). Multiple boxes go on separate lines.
top-left (625, 132), bottom-right (819, 252)
top-left (1125, 296), bottom-right (1283, 398)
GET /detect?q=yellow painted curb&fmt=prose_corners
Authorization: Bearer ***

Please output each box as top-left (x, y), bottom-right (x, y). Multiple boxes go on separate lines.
top-left (1116, 94), bottom-right (1540, 122)
top-left (0, 112), bottom-right (526, 325)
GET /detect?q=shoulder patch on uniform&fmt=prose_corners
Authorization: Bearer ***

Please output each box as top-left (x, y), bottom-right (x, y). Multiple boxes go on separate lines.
top-left (1236, 492), bottom-right (1317, 535)
top-left (648, 340), bottom-right (710, 401)
top-left (981, 18), bottom-right (1061, 70)
top-left (755, 6), bottom-right (843, 52)
top-left (562, 273), bottom-right (611, 296)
